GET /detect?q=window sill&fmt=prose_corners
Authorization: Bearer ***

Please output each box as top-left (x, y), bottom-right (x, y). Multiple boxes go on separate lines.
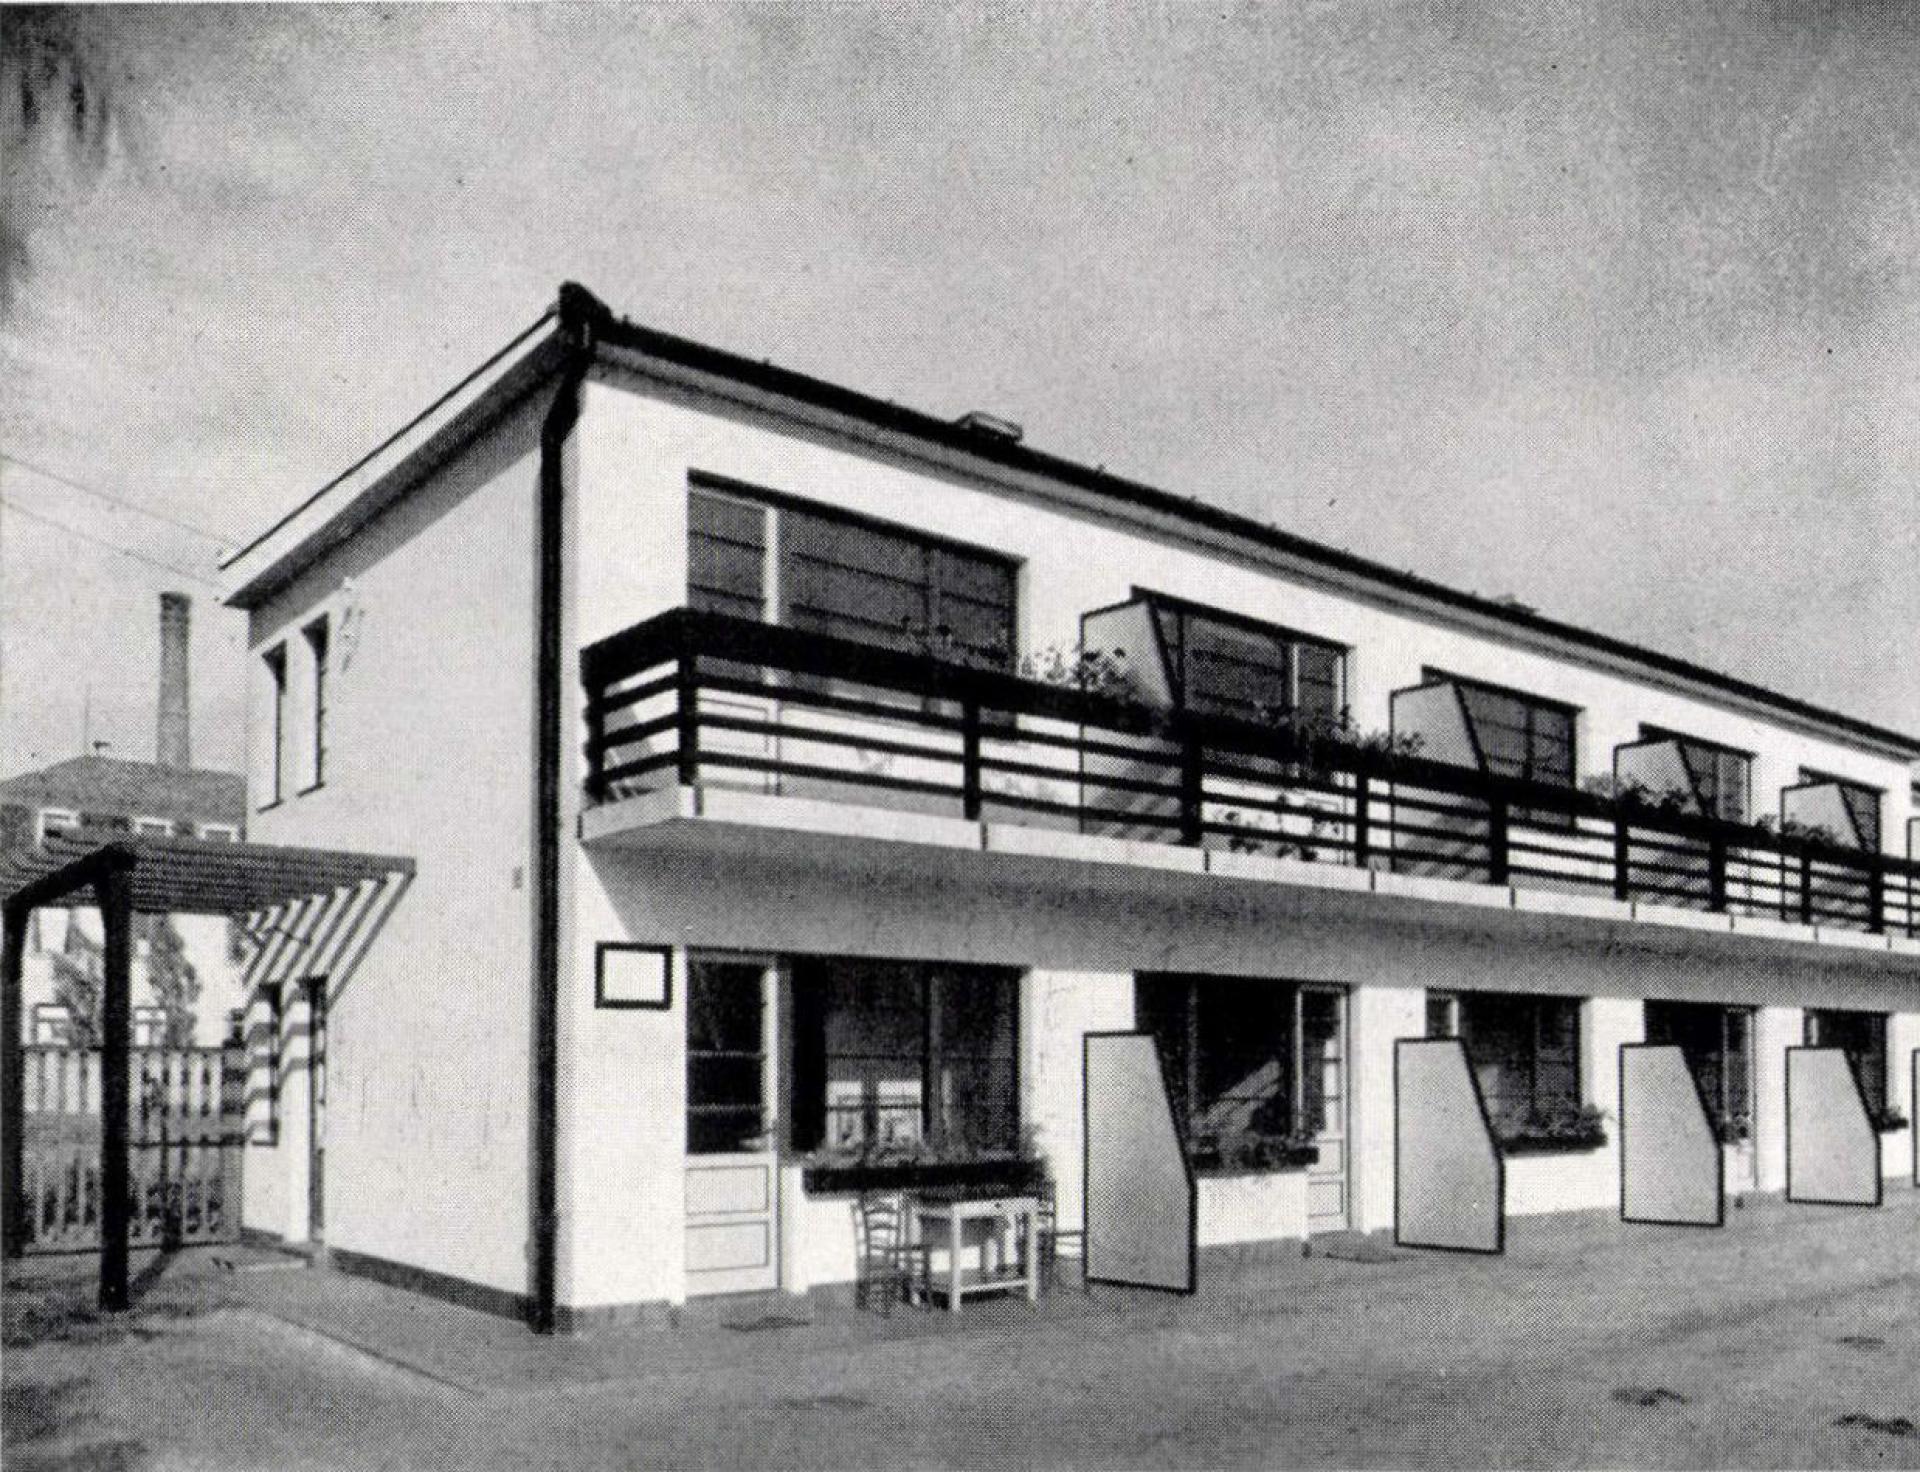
top-left (1191, 1146), bottom-right (1319, 1178)
top-left (1498, 1133), bottom-right (1608, 1157)
top-left (800, 1158), bottom-right (1043, 1197)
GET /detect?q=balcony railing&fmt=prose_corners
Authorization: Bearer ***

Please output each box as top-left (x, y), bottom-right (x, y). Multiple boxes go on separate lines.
top-left (582, 609), bottom-right (1920, 939)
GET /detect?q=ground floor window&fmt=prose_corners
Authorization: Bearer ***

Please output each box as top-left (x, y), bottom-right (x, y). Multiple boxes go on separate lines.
top-left (1429, 990), bottom-right (1586, 1142)
top-left (1646, 1000), bottom-right (1753, 1141)
top-left (789, 959), bottom-right (1018, 1156)
top-left (1136, 975), bottom-right (1337, 1169)
top-left (1804, 1008), bottom-right (1895, 1127)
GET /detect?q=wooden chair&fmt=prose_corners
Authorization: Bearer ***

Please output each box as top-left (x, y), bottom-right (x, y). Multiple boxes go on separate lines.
top-left (1036, 1177), bottom-right (1086, 1294)
top-left (853, 1192), bottom-right (927, 1314)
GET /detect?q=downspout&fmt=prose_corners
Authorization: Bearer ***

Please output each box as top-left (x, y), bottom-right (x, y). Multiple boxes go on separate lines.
top-left (530, 283), bottom-right (603, 1333)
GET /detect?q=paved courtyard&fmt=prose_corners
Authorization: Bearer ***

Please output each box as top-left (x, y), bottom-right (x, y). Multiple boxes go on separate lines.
top-left (6, 1186), bottom-right (1919, 1470)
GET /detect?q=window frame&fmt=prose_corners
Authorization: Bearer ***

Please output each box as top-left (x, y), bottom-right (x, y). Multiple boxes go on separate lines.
top-left (1636, 725), bottom-right (1755, 825)
top-left (685, 954), bottom-right (772, 1156)
top-left (1645, 1000), bottom-right (1755, 1139)
top-left (787, 958), bottom-right (1021, 1158)
top-left (1428, 989), bottom-right (1586, 1137)
top-left (31, 1002), bottom-right (73, 1045)
top-left (687, 472), bottom-right (1021, 669)
top-left (1804, 1007), bottom-right (1891, 1120)
top-left (1133, 589), bottom-right (1348, 727)
top-left (1136, 973), bottom-right (1335, 1166)
top-left (303, 617), bottom-right (330, 792)
top-left (197, 823), bottom-right (240, 843)
top-left (1794, 768), bottom-right (1884, 852)
top-left (132, 816), bottom-right (174, 839)
top-left (1423, 669), bottom-right (1579, 792)
top-left (36, 808), bottom-right (79, 844)
top-left (261, 644), bottom-right (289, 809)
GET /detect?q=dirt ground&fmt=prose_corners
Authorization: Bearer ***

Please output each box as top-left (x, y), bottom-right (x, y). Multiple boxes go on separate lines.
top-left (6, 1190), bottom-right (1919, 1470)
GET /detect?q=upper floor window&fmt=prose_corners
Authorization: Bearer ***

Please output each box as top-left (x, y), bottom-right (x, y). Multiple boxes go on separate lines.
top-left (688, 477), bottom-right (1017, 666)
top-left (1621, 727), bottom-right (1753, 824)
top-left (304, 617), bottom-right (330, 790)
top-left (1793, 770), bottom-right (1882, 851)
top-left (37, 808), bottom-right (79, 844)
top-left (198, 823), bottom-right (239, 843)
top-left (132, 817), bottom-right (174, 839)
top-left (32, 1002), bottom-right (72, 1045)
top-left (263, 645), bottom-right (288, 807)
top-left (1142, 596), bottom-right (1345, 726)
top-left (1426, 672), bottom-right (1577, 791)
top-left (131, 1005), bottom-right (168, 1048)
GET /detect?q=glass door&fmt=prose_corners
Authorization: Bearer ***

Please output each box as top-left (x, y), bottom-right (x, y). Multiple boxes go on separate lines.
top-left (684, 956), bottom-right (779, 1296)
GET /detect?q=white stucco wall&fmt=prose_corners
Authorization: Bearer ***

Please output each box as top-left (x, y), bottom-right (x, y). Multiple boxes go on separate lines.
top-left (570, 370), bottom-right (1914, 847)
top-left (242, 388), bottom-right (551, 1296)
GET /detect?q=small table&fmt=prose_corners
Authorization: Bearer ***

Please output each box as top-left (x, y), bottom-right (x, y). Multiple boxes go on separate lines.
top-left (911, 1193), bottom-right (1040, 1314)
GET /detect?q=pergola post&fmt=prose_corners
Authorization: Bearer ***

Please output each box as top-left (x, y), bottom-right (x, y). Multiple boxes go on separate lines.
top-left (96, 861), bottom-right (134, 1312)
top-left (2, 901), bottom-right (26, 1259)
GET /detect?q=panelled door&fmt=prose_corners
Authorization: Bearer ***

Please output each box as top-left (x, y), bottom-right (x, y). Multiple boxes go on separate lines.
top-left (684, 957), bottom-right (779, 1296)
top-left (1300, 985), bottom-right (1349, 1232)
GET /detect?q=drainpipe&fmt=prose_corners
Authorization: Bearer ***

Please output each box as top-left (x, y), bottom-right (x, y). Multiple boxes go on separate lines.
top-left (530, 283), bottom-right (604, 1334)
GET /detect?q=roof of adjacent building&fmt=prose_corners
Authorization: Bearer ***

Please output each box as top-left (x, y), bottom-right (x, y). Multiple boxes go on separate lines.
top-left (222, 283), bottom-right (1920, 762)
top-left (0, 757), bottom-right (245, 829)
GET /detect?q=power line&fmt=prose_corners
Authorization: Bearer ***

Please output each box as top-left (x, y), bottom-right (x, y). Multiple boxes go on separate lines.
top-left (0, 496), bottom-right (224, 589)
top-left (0, 450), bottom-right (238, 544)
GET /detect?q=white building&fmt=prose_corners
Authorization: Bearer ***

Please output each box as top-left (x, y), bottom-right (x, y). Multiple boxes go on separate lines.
top-left (221, 284), bottom-right (1920, 1330)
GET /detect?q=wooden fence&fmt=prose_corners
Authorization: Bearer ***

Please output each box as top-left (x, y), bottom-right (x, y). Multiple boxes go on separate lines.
top-left (18, 1043), bottom-right (245, 1253)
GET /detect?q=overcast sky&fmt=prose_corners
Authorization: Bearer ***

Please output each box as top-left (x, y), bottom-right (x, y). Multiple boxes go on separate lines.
top-left (3, 3), bottom-right (1916, 783)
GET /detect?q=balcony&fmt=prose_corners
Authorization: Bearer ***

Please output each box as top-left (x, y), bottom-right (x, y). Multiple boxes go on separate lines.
top-left (580, 609), bottom-right (1920, 945)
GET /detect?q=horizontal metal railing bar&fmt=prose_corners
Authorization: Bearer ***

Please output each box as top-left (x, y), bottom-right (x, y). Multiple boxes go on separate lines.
top-left (699, 712), bottom-right (963, 769)
top-left (696, 670), bottom-right (972, 735)
top-left (598, 751), bottom-right (680, 788)
top-left (696, 751), bottom-right (963, 803)
top-left (985, 754), bottom-right (1175, 799)
top-left (596, 709), bottom-right (680, 756)
top-left (592, 669), bottom-right (679, 719)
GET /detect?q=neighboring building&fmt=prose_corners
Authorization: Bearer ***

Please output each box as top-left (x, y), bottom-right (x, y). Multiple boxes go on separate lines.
top-left (1, 596), bottom-right (249, 1050)
top-left (219, 284), bottom-right (1920, 1329)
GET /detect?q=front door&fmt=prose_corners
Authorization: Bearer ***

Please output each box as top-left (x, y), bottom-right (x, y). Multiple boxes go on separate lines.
top-left (1299, 986), bottom-right (1349, 1232)
top-left (684, 956), bottom-right (779, 1296)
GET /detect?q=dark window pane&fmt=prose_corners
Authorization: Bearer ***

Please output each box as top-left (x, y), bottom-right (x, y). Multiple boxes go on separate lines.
top-left (686, 960), bottom-right (765, 1155)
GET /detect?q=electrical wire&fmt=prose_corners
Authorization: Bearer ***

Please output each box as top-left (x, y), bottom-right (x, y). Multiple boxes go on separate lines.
top-left (0, 496), bottom-right (224, 588)
top-left (0, 449), bottom-right (238, 544)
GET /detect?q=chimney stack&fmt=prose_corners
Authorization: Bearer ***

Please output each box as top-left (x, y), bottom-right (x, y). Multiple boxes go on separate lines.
top-left (157, 592), bottom-right (191, 769)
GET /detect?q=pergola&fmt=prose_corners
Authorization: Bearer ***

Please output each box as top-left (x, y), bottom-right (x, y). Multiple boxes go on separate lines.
top-left (2, 833), bottom-right (413, 1308)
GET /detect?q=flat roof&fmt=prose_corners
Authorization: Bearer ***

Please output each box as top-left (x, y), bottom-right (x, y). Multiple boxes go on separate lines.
top-left (223, 283), bottom-right (1920, 762)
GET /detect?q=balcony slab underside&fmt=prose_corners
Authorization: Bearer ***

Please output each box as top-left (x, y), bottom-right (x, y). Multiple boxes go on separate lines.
top-left (581, 785), bottom-right (1920, 974)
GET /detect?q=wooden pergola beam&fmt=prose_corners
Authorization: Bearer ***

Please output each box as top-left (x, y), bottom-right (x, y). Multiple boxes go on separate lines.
top-left (2, 836), bottom-right (413, 1310)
